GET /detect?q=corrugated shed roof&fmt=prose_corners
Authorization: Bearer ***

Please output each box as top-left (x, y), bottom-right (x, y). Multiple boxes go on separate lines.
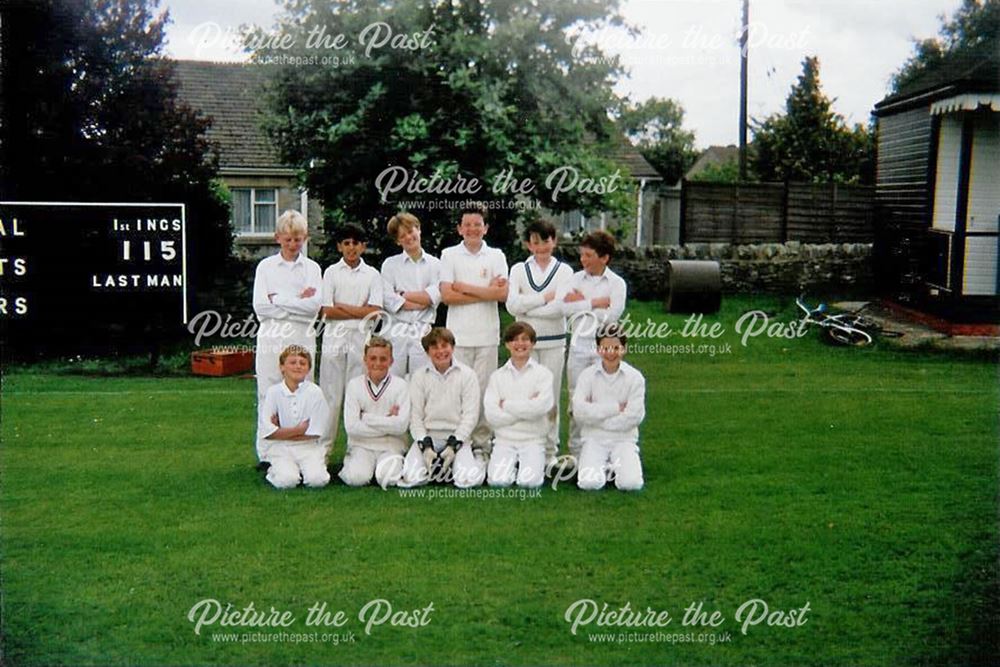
top-left (172, 60), bottom-right (285, 170)
top-left (875, 46), bottom-right (1000, 114)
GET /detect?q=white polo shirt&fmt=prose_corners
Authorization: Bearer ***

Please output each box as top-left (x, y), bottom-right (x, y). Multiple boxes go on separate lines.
top-left (439, 241), bottom-right (508, 347)
top-left (380, 250), bottom-right (442, 326)
top-left (483, 357), bottom-right (554, 444)
top-left (560, 267), bottom-right (627, 356)
top-left (253, 252), bottom-right (323, 325)
top-left (258, 379), bottom-right (330, 440)
top-left (571, 360), bottom-right (645, 445)
top-left (321, 258), bottom-right (383, 350)
top-left (506, 257), bottom-right (574, 349)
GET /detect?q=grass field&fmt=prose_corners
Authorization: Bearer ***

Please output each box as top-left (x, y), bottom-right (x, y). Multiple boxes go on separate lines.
top-left (2, 296), bottom-right (998, 666)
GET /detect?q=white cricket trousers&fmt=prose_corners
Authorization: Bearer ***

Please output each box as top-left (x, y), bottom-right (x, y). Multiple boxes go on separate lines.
top-left (266, 440), bottom-right (330, 489)
top-left (339, 445), bottom-right (405, 488)
top-left (388, 328), bottom-right (431, 380)
top-left (255, 319), bottom-right (316, 462)
top-left (400, 432), bottom-right (486, 488)
top-left (452, 345), bottom-right (497, 455)
top-left (318, 329), bottom-right (367, 455)
top-left (531, 345), bottom-right (566, 461)
top-left (488, 440), bottom-right (546, 489)
top-left (576, 440), bottom-right (644, 491)
top-left (566, 350), bottom-right (599, 459)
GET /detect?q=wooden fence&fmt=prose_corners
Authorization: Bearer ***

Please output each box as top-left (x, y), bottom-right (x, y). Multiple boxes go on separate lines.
top-left (681, 181), bottom-right (875, 243)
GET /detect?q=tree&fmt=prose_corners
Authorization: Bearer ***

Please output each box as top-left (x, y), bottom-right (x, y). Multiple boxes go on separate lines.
top-left (688, 158), bottom-right (741, 183)
top-left (617, 97), bottom-right (698, 184)
top-left (751, 56), bottom-right (873, 184)
top-left (0, 0), bottom-right (232, 357)
top-left (891, 0), bottom-right (1000, 93)
top-left (251, 0), bottom-right (636, 260)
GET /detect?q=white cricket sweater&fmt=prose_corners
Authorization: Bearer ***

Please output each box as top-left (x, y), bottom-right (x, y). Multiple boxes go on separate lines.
top-left (408, 361), bottom-right (480, 443)
top-left (571, 360), bottom-right (645, 445)
top-left (505, 258), bottom-right (574, 349)
top-left (343, 373), bottom-right (411, 453)
top-left (483, 358), bottom-right (554, 445)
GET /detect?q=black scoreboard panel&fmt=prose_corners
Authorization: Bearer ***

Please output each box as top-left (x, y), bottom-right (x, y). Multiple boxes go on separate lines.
top-left (0, 202), bottom-right (187, 355)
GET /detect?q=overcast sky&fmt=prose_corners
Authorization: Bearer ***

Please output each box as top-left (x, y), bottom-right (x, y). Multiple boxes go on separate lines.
top-left (162, 0), bottom-right (963, 149)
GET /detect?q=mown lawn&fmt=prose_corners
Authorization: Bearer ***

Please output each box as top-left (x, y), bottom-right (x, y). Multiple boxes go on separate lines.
top-left (1, 296), bottom-right (997, 666)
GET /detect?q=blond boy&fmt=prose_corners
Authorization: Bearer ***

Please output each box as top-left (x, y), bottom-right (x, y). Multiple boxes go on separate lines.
top-left (260, 345), bottom-right (331, 489)
top-left (252, 210), bottom-right (322, 462)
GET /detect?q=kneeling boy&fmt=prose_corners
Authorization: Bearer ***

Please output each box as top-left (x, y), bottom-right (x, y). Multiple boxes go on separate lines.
top-left (401, 327), bottom-right (483, 487)
top-left (484, 322), bottom-right (554, 488)
top-left (340, 337), bottom-right (411, 488)
top-left (571, 323), bottom-right (645, 491)
top-left (260, 345), bottom-right (331, 489)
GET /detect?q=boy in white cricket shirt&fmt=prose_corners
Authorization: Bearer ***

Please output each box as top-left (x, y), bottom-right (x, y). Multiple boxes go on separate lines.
top-left (259, 345), bottom-right (331, 489)
top-left (319, 223), bottom-right (383, 454)
top-left (252, 210), bottom-right (323, 463)
top-left (484, 323), bottom-right (554, 489)
top-left (439, 204), bottom-right (508, 461)
top-left (380, 212), bottom-right (441, 379)
top-left (572, 323), bottom-right (645, 491)
top-left (400, 327), bottom-right (483, 488)
top-left (561, 230), bottom-right (627, 459)
top-left (505, 220), bottom-right (574, 466)
top-left (340, 336), bottom-right (411, 488)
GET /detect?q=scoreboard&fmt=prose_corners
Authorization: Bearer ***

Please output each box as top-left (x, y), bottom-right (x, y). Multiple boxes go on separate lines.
top-left (0, 202), bottom-right (188, 352)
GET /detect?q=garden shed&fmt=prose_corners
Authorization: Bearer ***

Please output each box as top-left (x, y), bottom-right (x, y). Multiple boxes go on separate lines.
top-left (873, 49), bottom-right (999, 325)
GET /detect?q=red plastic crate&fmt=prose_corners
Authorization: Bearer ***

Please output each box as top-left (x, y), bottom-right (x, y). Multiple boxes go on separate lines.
top-left (190, 349), bottom-right (255, 377)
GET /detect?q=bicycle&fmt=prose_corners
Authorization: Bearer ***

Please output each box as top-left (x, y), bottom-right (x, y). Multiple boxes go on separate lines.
top-left (795, 297), bottom-right (885, 347)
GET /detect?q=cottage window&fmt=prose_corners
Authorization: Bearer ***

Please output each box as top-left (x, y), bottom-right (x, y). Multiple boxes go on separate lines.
top-left (231, 188), bottom-right (278, 235)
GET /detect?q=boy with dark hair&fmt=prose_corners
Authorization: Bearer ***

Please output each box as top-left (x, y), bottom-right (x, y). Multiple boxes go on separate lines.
top-left (561, 230), bottom-right (627, 459)
top-left (319, 223), bottom-right (383, 455)
top-left (401, 326), bottom-right (483, 487)
top-left (505, 219), bottom-right (573, 466)
top-left (572, 323), bottom-right (645, 491)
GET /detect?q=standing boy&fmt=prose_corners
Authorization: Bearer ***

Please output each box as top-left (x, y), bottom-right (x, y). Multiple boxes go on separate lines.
top-left (439, 204), bottom-right (508, 461)
top-left (561, 230), bottom-right (627, 459)
top-left (571, 323), bottom-right (645, 491)
top-left (483, 323), bottom-right (554, 489)
top-left (380, 212), bottom-right (441, 379)
top-left (401, 327), bottom-right (483, 488)
top-left (259, 345), bottom-right (331, 489)
top-left (319, 223), bottom-right (383, 453)
top-left (340, 336), bottom-right (411, 488)
top-left (252, 210), bottom-right (323, 463)
top-left (505, 220), bottom-right (574, 465)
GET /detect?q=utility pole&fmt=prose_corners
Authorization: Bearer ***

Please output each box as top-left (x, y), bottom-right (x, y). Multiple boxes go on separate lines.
top-left (739, 0), bottom-right (749, 182)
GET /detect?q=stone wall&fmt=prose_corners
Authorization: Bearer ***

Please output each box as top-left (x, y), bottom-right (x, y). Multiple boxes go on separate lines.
top-left (556, 242), bottom-right (874, 300)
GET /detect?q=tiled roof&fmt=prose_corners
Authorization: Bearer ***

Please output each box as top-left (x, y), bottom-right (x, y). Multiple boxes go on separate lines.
top-left (685, 145), bottom-right (739, 179)
top-left (171, 59), bottom-right (660, 178)
top-left (172, 60), bottom-right (286, 170)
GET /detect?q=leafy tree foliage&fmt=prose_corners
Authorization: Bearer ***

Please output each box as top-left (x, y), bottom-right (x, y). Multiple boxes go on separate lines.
top-left (751, 57), bottom-right (873, 184)
top-left (617, 97), bottom-right (698, 184)
top-left (1, 0), bottom-right (232, 357)
top-left (252, 0), bottom-right (636, 259)
top-left (891, 0), bottom-right (1000, 93)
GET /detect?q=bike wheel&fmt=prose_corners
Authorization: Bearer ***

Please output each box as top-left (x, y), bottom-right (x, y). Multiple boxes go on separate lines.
top-left (823, 326), bottom-right (873, 347)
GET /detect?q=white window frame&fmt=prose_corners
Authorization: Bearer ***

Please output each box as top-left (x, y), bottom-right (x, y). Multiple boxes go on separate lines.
top-left (231, 187), bottom-right (278, 236)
